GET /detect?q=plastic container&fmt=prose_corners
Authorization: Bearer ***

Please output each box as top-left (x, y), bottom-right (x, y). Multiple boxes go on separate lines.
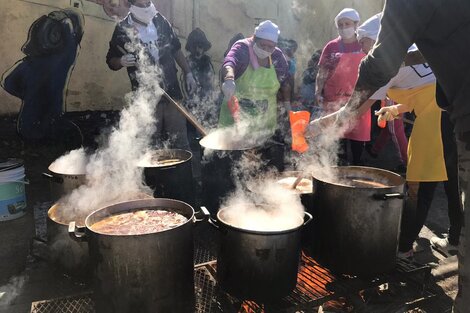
top-left (0, 159), bottom-right (27, 221)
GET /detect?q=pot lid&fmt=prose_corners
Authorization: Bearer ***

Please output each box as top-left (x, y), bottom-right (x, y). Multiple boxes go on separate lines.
top-left (0, 158), bottom-right (24, 172)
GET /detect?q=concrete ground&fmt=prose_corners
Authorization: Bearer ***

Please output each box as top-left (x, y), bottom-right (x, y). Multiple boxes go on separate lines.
top-left (0, 113), bottom-right (459, 312)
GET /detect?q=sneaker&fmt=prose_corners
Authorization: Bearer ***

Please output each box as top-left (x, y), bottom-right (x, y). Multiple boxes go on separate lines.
top-left (430, 236), bottom-right (458, 255)
top-left (397, 249), bottom-right (414, 260)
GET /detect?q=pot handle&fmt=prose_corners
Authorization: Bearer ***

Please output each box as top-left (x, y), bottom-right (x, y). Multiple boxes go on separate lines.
top-left (373, 193), bottom-right (405, 200)
top-left (68, 221), bottom-right (87, 242)
top-left (42, 172), bottom-right (64, 184)
top-left (207, 216), bottom-right (220, 230)
top-left (303, 212), bottom-right (313, 226)
top-left (194, 206), bottom-right (211, 223)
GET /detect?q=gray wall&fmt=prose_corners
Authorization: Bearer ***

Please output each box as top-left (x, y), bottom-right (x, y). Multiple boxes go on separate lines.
top-left (0, 0), bottom-right (385, 114)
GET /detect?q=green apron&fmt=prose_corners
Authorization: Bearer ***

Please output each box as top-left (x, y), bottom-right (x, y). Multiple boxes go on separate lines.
top-left (219, 57), bottom-right (280, 136)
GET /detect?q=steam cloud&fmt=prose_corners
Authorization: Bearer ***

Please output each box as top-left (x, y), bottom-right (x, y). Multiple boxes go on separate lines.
top-left (52, 29), bottom-right (167, 224)
top-left (0, 275), bottom-right (28, 305)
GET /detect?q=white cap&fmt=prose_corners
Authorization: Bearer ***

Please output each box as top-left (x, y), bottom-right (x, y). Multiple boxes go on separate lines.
top-left (334, 8), bottom-right (360, 27)
top-left (357, 13), bottom-right (382, 41)
top-left (254, 20), bottom-right (280, 43)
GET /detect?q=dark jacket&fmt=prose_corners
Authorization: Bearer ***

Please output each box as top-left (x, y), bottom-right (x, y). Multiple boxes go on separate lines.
top-left (106, 13), bottom-right (182, 99)
top-left (357, 0), bottom-right (470, 133)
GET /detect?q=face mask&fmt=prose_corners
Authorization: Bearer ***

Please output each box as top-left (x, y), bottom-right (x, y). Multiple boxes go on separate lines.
top-left (253, 43), bottom-right (273, 59)
top-left (338, 27), bottom-right (356, 40)
top-left (130, 2), bottom-right (157, 25)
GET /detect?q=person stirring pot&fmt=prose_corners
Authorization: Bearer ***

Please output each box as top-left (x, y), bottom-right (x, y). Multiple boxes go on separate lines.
top-left (219, 20), bottom-right (291, 169)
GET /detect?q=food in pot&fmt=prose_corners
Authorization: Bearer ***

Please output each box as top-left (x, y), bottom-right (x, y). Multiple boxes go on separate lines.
top-left (276, 176), bottom-right (313, 193)
top-left (341, 178), bottom-right (390, 188)
top-left (219, 205), bottom-right (304, 232)
top-left (91, 209), bottom-right (188, 235)
top-left (50, 192), bottom-right (154, 228)
top-left (49, 204), bottom-right (88, 228)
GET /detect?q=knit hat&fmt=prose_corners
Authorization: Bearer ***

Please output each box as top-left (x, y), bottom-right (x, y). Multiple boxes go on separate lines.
top-left (357, 13), bottom-right (382, 41)
top-left (254, 20), bottom-right (280, 43)
top-left (334, 8), bottom-right (360, 27)
top-left (185, 27), bottom-right (212, 52)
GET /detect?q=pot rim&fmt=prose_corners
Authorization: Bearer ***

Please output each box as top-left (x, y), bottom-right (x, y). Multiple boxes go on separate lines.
top-left (84, 198), bottom-right (195, 237)
top-left (137, 149), bottom-right (192, 168)
top-left (312, 165), bottom-right (405, 189)
top-left (48, 165), bottom-right (86, 177)
top-left (199, 129), bottom-right (270, 151)
top-left (48, 202), bottom-right (87, 227)
top-left (275, 171), bottom-right (314, 195)
top-left (216, 207), bottom-right (307, 235)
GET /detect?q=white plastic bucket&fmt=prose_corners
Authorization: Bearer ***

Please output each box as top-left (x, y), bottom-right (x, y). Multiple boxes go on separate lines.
top-left (0, 159), bottom-right (27, 221)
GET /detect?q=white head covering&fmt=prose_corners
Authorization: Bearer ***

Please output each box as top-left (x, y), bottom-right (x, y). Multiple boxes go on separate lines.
top-left (254, 20), bottom-right (280, 43)
top-left (334, 8), bottom-right (360, 27)
top-left (357, 13), bottom-right (382, 41)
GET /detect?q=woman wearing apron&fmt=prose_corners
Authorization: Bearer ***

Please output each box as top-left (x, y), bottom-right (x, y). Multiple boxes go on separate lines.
top-left (220, 20), bottom-right (290, 169)
top-left (316, 8), bottom-right (370, 165)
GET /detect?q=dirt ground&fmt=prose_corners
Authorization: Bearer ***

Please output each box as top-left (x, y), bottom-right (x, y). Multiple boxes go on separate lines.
top-left (0, 112), bottom-right (460, 312)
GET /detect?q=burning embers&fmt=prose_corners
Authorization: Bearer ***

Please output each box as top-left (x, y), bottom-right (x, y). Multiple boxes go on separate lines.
top-left (90, 208), bottom-right (188, 235)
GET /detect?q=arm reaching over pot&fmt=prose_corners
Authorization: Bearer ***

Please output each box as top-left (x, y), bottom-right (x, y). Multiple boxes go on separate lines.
top-left (306, 87), bottom-right (375, 138)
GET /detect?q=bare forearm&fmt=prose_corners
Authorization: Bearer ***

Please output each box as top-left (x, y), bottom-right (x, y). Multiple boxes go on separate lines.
top-left (174, 50), bottom-right (190, 75)
top-left (315, 67), bottom-right (328, 95)
top-left (221, 66), bottom-right (235, 82)
top-left (281, 83), bottom-right (291, 102)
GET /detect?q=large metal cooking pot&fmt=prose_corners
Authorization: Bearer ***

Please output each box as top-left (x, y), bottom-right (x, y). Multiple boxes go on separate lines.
top-left (209, 205), bottom-right (313, 301)
top-left (311, 166), bottom-right (405, 276)
top-left (139, 149), bottom-right (195, 207)
top-left (47, 193), bottom-right (153, 276)
top-left (200, 130), bottom-right (284, 214)
top-left (42, 164), bottom-right (86, 201)
top-left (47, 202), bottom-right (90, 276)
top-left (69, 198), bottom-right (209, 313)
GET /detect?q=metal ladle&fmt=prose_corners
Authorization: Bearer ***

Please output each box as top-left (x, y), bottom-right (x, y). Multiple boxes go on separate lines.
top-left (291, 174), bottom-right (304, 190)
top-left (162, 90), bottom-right (208, 136)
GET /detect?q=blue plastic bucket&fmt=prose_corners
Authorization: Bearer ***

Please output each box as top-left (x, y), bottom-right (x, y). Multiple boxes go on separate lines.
top-left (0, 159), bottom-right (27, 221)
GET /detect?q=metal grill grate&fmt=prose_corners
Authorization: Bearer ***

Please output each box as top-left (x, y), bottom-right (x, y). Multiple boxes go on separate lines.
top-left (195, 263), bottom-right (220, 312)
top-left (31, 293), bottom-right (95, 313)
top-left (30, 252), bottom-right (432, 313)
top-left (194, 241), bottom-right (217, 265)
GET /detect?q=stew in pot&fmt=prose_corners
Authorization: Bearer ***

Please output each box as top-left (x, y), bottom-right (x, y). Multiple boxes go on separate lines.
top-left (91, 209), bottom-right (188, 235)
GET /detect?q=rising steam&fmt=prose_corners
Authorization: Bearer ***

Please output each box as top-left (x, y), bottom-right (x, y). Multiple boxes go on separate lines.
top-left (52, 29), bottom-right (166, 224)
top-left (0, 275), bottom-right (28, 305)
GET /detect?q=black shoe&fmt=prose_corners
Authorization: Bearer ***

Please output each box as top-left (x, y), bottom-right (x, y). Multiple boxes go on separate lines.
top-left (365, 144), bottom-right (378, 159)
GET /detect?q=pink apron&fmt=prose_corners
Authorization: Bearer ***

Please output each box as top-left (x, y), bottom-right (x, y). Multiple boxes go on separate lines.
top-left (323, 51), bottom-right (370, 141)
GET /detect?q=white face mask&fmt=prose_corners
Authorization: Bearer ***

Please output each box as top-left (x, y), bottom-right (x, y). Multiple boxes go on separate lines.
top-left (253, 43), bottom-right (273, 59)
top-left (338, 27), bottom-right (356, 40)
top-left (130, 2), bottom-right (157, 25)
